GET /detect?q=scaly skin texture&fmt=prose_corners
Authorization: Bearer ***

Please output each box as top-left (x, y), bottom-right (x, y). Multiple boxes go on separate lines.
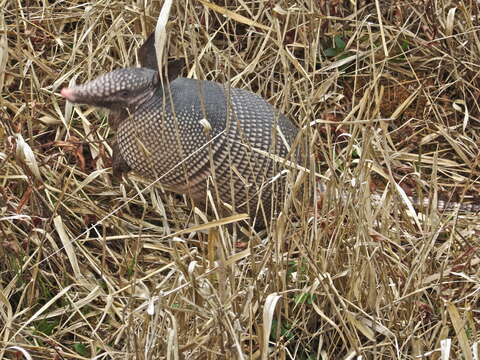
top-left (61, 68), bottom-right (159, 129)
top-left (61, 68), bottom-right (299, 227)
top-left (61, 68), bottom-right (161, 178)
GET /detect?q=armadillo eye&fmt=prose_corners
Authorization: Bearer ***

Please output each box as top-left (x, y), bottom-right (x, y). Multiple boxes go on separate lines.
top-left (119, 90), bottom-right (129, 97)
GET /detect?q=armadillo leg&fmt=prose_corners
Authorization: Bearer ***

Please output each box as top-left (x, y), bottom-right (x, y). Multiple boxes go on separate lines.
top-left (111, 140), bottom-right (131, 179)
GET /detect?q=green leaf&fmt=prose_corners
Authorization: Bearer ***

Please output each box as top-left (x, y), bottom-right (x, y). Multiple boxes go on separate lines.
top-left (280, 322), bottom-right (294, 340)
top-left (324, 47), bottom-right (338, 57)
top-left (334, 35), bottom-right (346, 50)
top-left (270, 319), bottom-right (294, 341)
top-left (73, 343), bottom-right (89, 357)
top-left (36, 320), bottom-right (57, 336)
top-left (287, 261), bottom-right (297, 277)
top-left (294, 293), bottom-right (316, 305)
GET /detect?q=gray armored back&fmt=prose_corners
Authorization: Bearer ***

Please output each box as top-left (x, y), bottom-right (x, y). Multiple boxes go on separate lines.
top-left (117, 77), bottom-right (298, 225)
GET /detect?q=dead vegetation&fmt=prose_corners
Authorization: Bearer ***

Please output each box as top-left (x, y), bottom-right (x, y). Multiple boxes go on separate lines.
top-left (1, 0), bottom-right (479, 359)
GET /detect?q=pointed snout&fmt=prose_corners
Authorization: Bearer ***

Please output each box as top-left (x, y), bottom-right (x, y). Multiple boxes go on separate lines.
top-left (61, 87), bottom-right (77, 102)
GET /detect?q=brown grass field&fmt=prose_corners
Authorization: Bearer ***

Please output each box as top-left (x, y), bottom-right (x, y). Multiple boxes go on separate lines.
top-left (1, 0), bottom-right (480, 359)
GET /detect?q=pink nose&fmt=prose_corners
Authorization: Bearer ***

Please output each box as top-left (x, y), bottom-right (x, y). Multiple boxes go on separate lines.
top-left (60, 88), bottom-right (75, 101)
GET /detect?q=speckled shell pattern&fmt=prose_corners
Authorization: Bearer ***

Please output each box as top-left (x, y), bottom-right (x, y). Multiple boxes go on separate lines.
top-left (117, 77), bottom-right (298, 224)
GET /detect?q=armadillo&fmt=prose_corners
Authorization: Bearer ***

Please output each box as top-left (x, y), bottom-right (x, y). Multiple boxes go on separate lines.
top-left (60, 35), bottom-right (479, 228)
top-left (60, 36), bottom-right (299, 228)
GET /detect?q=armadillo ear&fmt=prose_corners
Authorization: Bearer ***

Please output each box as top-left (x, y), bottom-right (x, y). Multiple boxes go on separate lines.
top-left (164, 58), bottom-right (185, 82)
top-left (138, 32), bottom-right (185, 82)
top-left (138, 32), bottom-right (157, 70)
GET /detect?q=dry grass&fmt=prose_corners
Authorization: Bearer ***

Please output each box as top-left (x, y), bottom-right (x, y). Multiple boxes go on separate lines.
top-left (1, 0), bottom-right (480, 359)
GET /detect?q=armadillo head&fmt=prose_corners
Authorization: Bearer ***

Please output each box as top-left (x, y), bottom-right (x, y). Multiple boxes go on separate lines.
top-left (61, 68), bottom-right (160, 110)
